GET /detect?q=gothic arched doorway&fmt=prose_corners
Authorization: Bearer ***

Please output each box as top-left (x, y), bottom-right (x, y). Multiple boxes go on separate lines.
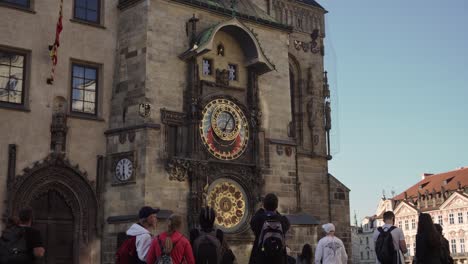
top-left (7, 154), bottom-right (99, 264)
top-left (31, 190), bottom-right (75, 263)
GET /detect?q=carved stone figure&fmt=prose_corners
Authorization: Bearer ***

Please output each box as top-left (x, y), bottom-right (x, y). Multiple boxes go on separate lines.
top-left (307, 67), bottom-right (314, 94)
top-left (166, 158), bottom-right (190, 181)
top-left (324, 101), bottom-right (331, 131)
top-left (215, 69), bottom-right (230, 86)
top-left (306, 99), bottom-right (314, 129)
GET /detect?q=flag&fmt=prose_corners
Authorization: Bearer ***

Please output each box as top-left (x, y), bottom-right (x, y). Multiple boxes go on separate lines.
top-left (47, 0), bottom-right (64, 85)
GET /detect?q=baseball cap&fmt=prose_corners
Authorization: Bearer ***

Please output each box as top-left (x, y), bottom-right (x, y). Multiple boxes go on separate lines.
top-left (138, 206), bottom-right (160, 219)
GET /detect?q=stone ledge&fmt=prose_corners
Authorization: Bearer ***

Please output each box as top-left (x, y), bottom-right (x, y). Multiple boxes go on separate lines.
top-left (104, 123), bottom-right (161, 135)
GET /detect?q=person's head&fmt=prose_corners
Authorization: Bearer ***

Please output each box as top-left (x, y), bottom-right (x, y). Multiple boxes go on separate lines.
top-left (417, 213), bottom-right (435, 234)
top-left (300, 243), bottom-right (313, 261)
top-left (18, 208), bottom-right (33, 226)
top-left (199, 206), bottom-right (216, 230)
top-left (434, 223), bottom-right (443, 235)
top-left (383, 211), bottom-right (395, 224)
top-left (263, 193), bottom-right (278, 211)
top-left (167, 214), bottom-right (183, 234)
top-left (417, 213), bottom-right (441, 248)
top-left (138, 206), bottom-right (159, 228)
top-left (322, 223), bottom-right (335, 236)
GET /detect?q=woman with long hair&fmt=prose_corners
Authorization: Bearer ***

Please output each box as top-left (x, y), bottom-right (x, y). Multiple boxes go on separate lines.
top-left (296, 243), bottom-right (313, 264)
top-left (146, 214), bottom-right (195, 264)
top-left (415, 213), bottom-right (442, 264)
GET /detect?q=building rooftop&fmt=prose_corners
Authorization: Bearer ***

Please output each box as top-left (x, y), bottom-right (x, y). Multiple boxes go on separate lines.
top-left (393, 167), bottom-right (468, 200)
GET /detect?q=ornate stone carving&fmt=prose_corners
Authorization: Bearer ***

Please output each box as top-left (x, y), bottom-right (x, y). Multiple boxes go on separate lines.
top-left (6, 153), bottom-right (98, 246)
top-left (324, 101), bottom-right (331, 131)
top-left (119, 132), bottom-right (126, 144)
top-left (307, 67), bottom-right (314, 94)
top-left (138, 103), bottom-right (151, 118)
top-left (323, 71), bottom-right (330, 99)
top-left (166, 158), bottom-right (190, 181)
top-left (215, 69), bottom-right (230, 86)
top-left (161, 109), bottom-right (186, 126)
top-left (50, 112), bottom-right (68, 153)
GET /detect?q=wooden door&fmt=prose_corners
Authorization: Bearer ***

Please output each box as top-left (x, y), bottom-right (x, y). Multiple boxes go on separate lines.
top-left (31, 190), bottom-right (75, 264)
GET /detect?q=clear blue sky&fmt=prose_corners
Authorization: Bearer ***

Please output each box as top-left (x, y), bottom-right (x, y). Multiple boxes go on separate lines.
top-left (320, 0), bottom-right (468, 223)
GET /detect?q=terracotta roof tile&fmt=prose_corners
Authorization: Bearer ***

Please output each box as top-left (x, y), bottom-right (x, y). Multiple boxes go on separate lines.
top-left (394, 167), bottom-right (468, 200)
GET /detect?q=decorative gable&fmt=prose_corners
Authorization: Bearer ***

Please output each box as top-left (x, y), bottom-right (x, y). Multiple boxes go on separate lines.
top-left (440, 192), bottom-right (468, 210)
top-left (394, 202), bottom-right (417, 217)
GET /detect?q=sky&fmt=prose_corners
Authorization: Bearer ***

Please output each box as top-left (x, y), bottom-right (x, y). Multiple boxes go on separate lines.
top-left (319, 0), bottom-right (468, 223)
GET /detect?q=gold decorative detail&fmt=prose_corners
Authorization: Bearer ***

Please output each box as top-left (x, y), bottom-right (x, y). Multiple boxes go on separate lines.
top-left (207, 179), bottom-right (247, 231)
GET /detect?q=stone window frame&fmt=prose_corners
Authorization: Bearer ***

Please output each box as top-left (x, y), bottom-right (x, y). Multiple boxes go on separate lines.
top-left (411, 218), bottom-right (416, 229)
top-left (449, 213), bottom-right (454, 224)
top-left (71, 0), bottom-right (103, 26)
top-left (461, 238), bottom-right (465, 253)
top-left (68, 59), bottom-right (103, 120)
top-left (404, 219), bottom-right (409, 230)
top-left (0, 45), bottom-right (31, 112)
top-left (458, 212), bottom-right (463, 224)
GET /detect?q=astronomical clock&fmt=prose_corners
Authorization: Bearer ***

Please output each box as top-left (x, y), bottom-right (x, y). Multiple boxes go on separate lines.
top-left (199, 98), bottom-right (249, 160)
top-left (196, 97), bottom-right (252, 232)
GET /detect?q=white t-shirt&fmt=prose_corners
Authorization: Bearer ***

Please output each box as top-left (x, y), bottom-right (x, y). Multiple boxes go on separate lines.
top-left (314, 235), bottom-right (348, 264)
top-left (372, 224), bottom-right (405, 264)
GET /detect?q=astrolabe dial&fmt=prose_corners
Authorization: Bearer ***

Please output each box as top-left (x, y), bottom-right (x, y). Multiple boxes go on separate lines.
top-left (200, 98), bottom-right (249, 160)
top-left (207, 179), bottom-right (248, 232)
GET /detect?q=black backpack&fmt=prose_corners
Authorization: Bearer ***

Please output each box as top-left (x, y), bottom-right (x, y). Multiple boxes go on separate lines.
top-left (0, 226), bottom-right (31, 264)
top-left (258, 219), bottom-right (285, 259)
top-left (192, 230), bottom-right (222, 264)
top-left (375, 226), bottom-right (397, 264)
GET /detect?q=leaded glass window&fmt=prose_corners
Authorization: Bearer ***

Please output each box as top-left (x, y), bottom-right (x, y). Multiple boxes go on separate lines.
top-left (0, 50), bottom-right (25, 105)
top-left (71, 64), bottom-right (97, 114)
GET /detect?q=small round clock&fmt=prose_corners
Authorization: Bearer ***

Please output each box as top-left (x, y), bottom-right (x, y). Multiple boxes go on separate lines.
top-left (115, 158), bottom-right (133, 182)
top-left (199, 98), bottom-right (249, 160)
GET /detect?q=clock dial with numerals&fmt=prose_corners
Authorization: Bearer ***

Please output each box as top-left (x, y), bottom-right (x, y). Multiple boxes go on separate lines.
top-left (115, 158), bottom-right (133, 182)
top-left (199, 99), bottom-right (249, 160)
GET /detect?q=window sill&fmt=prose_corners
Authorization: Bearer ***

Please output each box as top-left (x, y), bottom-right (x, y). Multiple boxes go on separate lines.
top-left (0, 2), bottom-right (35, 14)
top-left (70, 18), bottom-right (106, 29)
top-left (0, 103), bottom-right (30, 112)
top-left (68, 112), bottom-right (105, 122)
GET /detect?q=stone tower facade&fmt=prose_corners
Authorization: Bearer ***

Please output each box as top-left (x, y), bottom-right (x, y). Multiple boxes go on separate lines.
top-left (102, 0), bottom-right (350, 262)
top-left (0, 0), bottom-right (349, 263)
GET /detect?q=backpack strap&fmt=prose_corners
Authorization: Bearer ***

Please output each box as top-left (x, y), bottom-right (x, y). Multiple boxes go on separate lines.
top-left (388, 226), bottom-right (397, 233)
top-left (377, 227), bottom-right (384, 234)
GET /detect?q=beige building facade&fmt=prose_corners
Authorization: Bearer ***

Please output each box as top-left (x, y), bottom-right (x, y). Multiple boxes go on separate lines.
top-left (0, 0), bottom-right (350, 263)
top-left (367, 168), bottom-right (468, 264)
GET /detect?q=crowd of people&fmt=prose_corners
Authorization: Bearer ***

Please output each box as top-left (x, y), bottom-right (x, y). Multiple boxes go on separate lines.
top-left (0, 195), bottom-right (456, 264)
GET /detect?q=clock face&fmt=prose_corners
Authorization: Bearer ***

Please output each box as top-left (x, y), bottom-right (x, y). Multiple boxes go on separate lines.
top-left (115, 158), bottom-right (133, 182)
top-left (207, 178), bottom-right (248, 232)
top-left (200, 99), bottom-right (249, 160)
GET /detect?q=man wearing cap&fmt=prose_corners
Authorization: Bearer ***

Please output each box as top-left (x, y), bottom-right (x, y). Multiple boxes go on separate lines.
top-left (314, 223), bottom-right (348, 264)
top-left (126, 206), bottom-right (159, 263)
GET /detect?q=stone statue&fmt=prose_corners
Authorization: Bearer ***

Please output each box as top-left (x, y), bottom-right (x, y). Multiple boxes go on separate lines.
top-left (324, 101), bottom-right (331, 131)
top-left (215, 69), bottom-right (230, 86)
top-left (306, 99), bottom-right (314, 129)
top-left (307, 67), bottom-right (314, 94)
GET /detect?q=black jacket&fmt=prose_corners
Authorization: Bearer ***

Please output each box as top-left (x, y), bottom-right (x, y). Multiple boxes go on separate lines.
top-left (249, 208), bottom-right (290, 264)
top-left (416, 233), bottom-right (442, 264)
